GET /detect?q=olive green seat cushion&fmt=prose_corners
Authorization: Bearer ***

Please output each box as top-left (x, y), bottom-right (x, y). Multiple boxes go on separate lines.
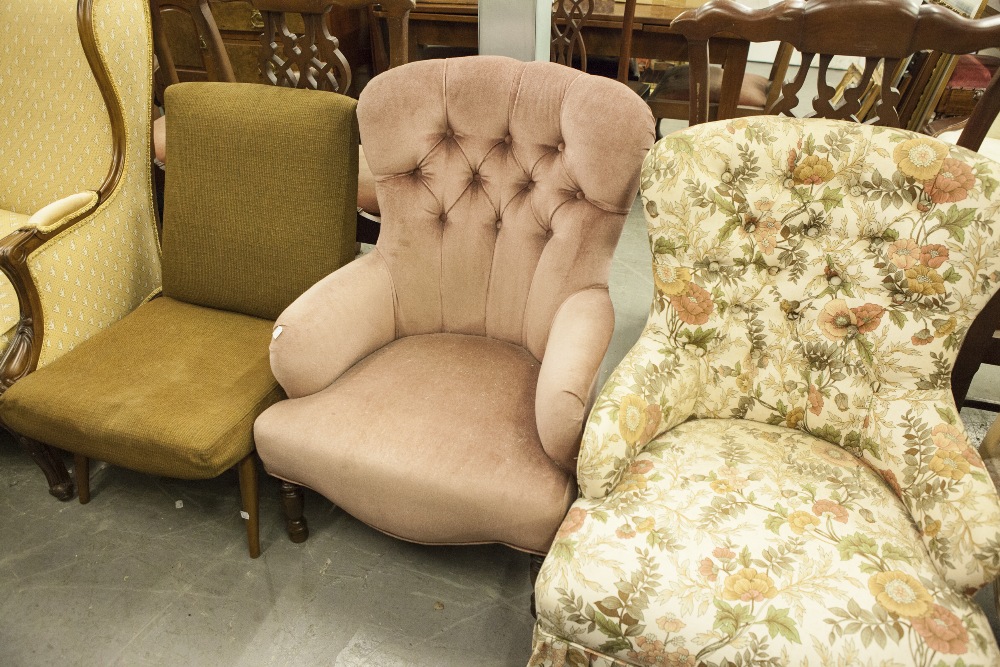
top-left (1, 297), bottom-right (281, 479)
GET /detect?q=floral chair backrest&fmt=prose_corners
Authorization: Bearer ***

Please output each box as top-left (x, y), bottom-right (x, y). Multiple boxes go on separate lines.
top-left (640, 116), bottom-right (1000, 591)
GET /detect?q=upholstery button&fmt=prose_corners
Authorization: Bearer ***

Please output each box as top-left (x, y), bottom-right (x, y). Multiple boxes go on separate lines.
top-left (829, 275), bottom-right (842, 286)
top-left (557, 142), bottom-right (565, 152)
top-left (471, 172), bottom-right (481, 182)
top-left (504, 135), bottom-right (512, 145)
top-left (576, 191), bottom-right (585, 200)
top-left (445, 128), bottom-right (455, 138)
top-left (545, 228), bottom-right (553, 239)
top-left (439, 213), bottom-right (447, 224)
top-left (526, 182), bottom-right (534, 191)
top-left (495, 219), bottom-right (502, 230)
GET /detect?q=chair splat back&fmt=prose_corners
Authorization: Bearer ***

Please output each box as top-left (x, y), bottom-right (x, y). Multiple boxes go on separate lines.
top-left (671, 0), bottom-right (1000, 151)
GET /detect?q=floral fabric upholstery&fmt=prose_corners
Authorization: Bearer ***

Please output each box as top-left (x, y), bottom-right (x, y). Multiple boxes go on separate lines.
top-left (0, 0), bottom-right (161, 365)
top-left (531, 117), bottom-right (1000, 665)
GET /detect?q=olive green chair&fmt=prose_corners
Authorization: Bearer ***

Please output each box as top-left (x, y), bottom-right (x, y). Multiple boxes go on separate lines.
top-left (0, 82), bottom-right (359, 557)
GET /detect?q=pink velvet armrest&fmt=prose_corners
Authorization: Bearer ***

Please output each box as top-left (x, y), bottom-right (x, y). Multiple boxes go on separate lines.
top-left (269, 250), bottom-right (397, 399)
top-left (535, 288), bottom-right (616, 472)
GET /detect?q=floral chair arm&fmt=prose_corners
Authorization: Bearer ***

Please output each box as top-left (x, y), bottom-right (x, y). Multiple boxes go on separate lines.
top-left (576, 326), bottom-right (704, 500)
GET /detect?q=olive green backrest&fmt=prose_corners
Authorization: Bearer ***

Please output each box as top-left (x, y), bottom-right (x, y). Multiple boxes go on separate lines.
top-left (162, 82), bottom-right (358, 320)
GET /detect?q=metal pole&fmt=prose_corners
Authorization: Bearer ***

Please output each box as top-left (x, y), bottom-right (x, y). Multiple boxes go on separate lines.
top-left (479, 0), bottom-right (550, 62)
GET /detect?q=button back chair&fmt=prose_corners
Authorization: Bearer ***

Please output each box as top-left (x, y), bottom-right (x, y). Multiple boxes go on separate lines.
top-left (0, 0), bottom-right (162, 499)
top-left (254, 56), bottom-right (654, 572)
top-left (530, 94), bottom-right (1000, 667)
top-left (0, 82), bottom-right (359, 557)
top-left (669, 0), bottom-right (1000, 408)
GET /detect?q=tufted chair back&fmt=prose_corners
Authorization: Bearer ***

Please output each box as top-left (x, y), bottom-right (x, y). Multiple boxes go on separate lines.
top-left (639, 116), bottom-right (1000, 590)
top-left (357, 56), bottom-right (653, 360)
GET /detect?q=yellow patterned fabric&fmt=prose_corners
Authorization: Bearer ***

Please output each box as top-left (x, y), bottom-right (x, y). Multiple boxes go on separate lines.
top-left (533, 117), bottom-right (1000, 665)
top-left (0, 1), bottom-right (113, 214)
top-left (0, 0), bottom-right (162, 367)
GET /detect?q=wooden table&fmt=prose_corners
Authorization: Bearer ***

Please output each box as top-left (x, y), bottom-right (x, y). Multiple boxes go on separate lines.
top-left (379, 0), bottom-right (710, 64)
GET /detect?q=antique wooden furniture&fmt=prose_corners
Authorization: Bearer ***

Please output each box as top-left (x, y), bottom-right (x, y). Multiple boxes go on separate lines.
top-left (378, 0), bottom-right (705, 66)
top-left (671, 0), bottom-right (1000, 407)
top-left (152, 0), bottom-right (373, 90)
top-left (531, 113), bottom-right (1000, 666)
top-left (151, 0), bottom-right (414, 244)
top-left (253, 56), bottom-right (653, 570)
top-left (551, 0), bottom-right (637, 85)
top-left (0, 0), bottom-right (163, 499)
top-left (0, 82), bottom-right (359, 557)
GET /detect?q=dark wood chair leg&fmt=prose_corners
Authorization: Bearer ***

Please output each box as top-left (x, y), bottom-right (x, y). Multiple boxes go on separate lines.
top-left (74, 454), bottom-right (90, 504)
top-left (237, 454), bottom-right (261, 559)
top-left (280, 481), bottom-right (309, 543)
top-left (529, 553), bottom-right (544, 618)
top-left (13, 434), bottom-right (74, 501)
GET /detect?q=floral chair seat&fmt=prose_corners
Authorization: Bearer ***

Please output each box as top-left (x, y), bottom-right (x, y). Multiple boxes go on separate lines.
top-left (530, 116), bottom-right (1000, 666)
top-left (532, 418), bottom-right (999, 666)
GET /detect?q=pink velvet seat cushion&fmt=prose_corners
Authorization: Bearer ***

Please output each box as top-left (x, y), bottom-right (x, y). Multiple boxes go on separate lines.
top-left (255, 332), bottom-right (576, 554)
top-left (653, 64), bottom-right (770, 108)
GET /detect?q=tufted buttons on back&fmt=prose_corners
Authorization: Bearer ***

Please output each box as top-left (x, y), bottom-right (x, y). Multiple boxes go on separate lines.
top-left (642, 116), bottom-right (1000, 589)
top-left (357, 56), bottom-right (655, 359)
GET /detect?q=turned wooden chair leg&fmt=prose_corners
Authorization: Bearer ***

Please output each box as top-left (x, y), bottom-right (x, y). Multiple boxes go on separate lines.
top-left (12, 433), bottom-right (74, 501)
top-left (280, 480), bottom-right (309, 543)
top-left (74, 454), bottom-right (90, 504)
top-left (529, 553), bottom-right (544, 618)
top-left (237, 454), bottom-right (261, 559)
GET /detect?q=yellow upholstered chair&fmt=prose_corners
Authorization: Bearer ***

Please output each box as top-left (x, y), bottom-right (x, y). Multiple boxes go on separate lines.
top-left (531, 117), bottom-right (1000, 664)
top-left (0, 82), bottom-right (359, 557)
top-left (0, 0), bottom-right (163, 498)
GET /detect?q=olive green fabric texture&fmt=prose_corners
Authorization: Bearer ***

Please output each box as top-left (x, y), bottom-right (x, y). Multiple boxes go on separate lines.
top-left (0, 297), bottom-right (281, 479)
top-left (161, 82), bottom-right (359, 320)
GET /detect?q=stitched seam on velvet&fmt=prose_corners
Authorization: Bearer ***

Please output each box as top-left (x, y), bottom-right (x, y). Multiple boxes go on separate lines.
top-left (372, 247), bottom-right (400, 341)
top-left (519, 201), bottom-right (603, 355)
top-left (516, 68), bottom-right (590, 348)
top-left (437, 60), bottom-right (450, 332)
top-left (484, 63), bottom-right (527, 342)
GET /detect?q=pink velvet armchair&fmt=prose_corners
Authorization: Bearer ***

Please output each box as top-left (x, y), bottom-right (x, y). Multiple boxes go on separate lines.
top-left (254, 57), bottom-right (654, 562)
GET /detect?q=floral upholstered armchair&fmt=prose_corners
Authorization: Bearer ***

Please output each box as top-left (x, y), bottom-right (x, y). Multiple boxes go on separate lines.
top-left (0, 0), bottom-right (162, 498)
top-left (530, 117), bottom-right (1000, 665)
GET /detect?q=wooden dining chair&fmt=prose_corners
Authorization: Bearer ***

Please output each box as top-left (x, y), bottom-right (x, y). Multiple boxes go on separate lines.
top-left (670, 0), bottom-right (1000, 408)
top-left (551, 0), bottom-right (638, 87)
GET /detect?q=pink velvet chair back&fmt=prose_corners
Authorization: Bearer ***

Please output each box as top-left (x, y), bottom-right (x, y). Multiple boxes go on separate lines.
top-left (357, 56), bottom-right (655, 359)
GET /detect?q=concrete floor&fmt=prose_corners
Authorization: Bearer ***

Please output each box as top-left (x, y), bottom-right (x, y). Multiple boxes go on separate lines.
top-left (2, 199), bottom-right (999, 665)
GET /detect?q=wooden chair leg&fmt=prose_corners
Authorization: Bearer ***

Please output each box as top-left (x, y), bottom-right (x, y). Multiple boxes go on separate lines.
top-left (237, 454), bottom-right (260, 559)
top-left (12, 433), bottom-right (74, 501)
top-left (529, 553), bottom-right (544, 618)
top-left (280, 481), bottom-right (309, 543)
top-left (74, 454), bottom-right (90, 504)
